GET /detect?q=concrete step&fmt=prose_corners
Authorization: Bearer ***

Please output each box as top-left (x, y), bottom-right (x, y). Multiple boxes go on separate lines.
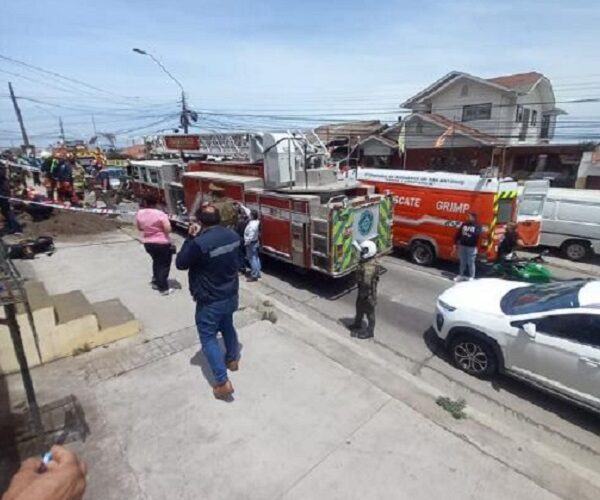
top-left (52, 291), bottom-right (94, 325)
top-left (24, 281), bottom-right (52, 312)
top-left (89, 299), bottom-right (140, 348)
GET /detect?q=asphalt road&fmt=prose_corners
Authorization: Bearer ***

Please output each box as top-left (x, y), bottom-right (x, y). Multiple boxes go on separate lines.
top-left (256, 250), bottom-right (600, 474)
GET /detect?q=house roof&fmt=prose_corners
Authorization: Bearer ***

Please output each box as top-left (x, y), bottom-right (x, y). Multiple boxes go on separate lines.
top-left (118, 144), bottom-right (147, 159)
top-left (358, 135), bottom-right (398, 149)
top-left (400, 70), bottom-right (547, 109)
top-left (406, 113), bottom-right (503, 146)
top-left (314, 120), bottom-right (384, 144)
top-left (487, 72), bottom-right (545, 93)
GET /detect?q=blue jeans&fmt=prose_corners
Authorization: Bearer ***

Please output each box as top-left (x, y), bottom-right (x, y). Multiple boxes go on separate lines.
top-left (195, 296), bottom-right (239, 385)
top-left (246, 241), bottom-right (261, 279)
top-left (459, 245), bottom-right (477, 278)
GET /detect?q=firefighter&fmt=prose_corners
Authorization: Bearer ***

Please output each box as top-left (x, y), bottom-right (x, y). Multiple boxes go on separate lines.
top-left (350, 240), bottom-right (381, 340)
top-left (72, 160), bottom-right (86, 204)
top-left (209, 183), bottom-right (238, 230)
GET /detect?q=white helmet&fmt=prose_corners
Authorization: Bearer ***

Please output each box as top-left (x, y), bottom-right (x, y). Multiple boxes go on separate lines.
top-left (360, 240), bottom-right (377, 260)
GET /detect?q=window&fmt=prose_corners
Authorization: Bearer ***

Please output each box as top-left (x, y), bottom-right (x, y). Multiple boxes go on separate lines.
top-left (516, 105), bottom-right (524, 123)
top-left (460, 84), bottom-right (469, 97)
top-left (540, 114), bottom-right (551, 139)
top-left (461, 103), bottom-right (492, 122)
top-left (132, 166), bottom-right (140, 180)
top-left (149, 169), bottom-right (159, 184)
top-left (501, 281), bottom-right (584, 315)
top-left (532, 314), bottom-right (600, 348)
top-left (531, 110), bottom-right (538, 126)
top-left (518, 195), bottom-right (545, 217)
top-left (415, 121), bottom-right (423, 134)
top-left (497, 199), bottom-right (513, 224)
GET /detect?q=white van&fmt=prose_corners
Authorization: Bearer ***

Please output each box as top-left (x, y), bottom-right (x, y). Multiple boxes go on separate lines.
top-left (539, 188), bottom-right (600, 261)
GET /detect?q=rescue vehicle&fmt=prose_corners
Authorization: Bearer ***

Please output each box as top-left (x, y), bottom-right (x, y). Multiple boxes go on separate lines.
top-left (133, 133), bottom-right (394, 278)
top-left (352, 168), bottom-right (537, 266)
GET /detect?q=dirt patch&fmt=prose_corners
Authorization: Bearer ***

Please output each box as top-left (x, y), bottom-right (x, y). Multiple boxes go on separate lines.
top-left (16, 208), bottom-right (124, 239)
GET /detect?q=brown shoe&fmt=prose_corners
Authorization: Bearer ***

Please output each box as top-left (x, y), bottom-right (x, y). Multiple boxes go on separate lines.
top-left (213, 380), bottom-right (234, 399)
top-left (227, 360), bottom-right (239, 371)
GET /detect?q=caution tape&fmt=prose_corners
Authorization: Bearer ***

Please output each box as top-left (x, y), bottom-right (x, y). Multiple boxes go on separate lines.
top-left (0, 159), bottom-right (40, 172)
top-left (1, 194), bottom-right (131, 216)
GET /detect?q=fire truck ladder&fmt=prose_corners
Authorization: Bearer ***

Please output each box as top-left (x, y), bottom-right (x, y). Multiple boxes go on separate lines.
top-left (196, 133), bottom-right (256, 159)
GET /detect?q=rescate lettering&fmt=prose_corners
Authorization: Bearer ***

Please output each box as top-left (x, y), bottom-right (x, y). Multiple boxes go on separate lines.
top-left (396, 196), bottom-right (421, 207)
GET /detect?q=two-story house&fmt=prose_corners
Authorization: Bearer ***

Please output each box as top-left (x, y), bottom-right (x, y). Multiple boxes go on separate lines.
top-left (390, 71), bottom-right (579, 175)
top-left (400, 71), bottom-right (564, 147)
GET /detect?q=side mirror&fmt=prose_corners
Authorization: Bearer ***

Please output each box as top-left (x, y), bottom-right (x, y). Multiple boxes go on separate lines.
top-left (523, 322), bottom-right (537, 339)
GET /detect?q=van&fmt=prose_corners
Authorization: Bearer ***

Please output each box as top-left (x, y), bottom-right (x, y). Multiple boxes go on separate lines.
top-left (354, 168), bottom-right (524, 265)
top-left (539, 188), bottom-right (600, 261)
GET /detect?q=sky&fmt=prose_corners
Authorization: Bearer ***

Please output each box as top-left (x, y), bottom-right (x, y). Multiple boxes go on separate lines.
top-left (1, 0), bottom-right (599, 147)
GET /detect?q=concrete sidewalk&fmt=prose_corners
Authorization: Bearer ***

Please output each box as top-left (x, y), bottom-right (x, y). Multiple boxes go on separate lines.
top-left (1, 230), bottom-right (590, 499)
top-left (6, 319), bottom-right (560, 500)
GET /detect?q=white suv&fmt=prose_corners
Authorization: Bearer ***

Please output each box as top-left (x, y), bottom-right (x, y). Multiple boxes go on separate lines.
top-left (433, 279), bottom-right (600, 413)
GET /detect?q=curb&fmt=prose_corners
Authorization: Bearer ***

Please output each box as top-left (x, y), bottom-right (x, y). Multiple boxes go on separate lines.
top-left (240, 280), bottom-right (600, 500)
top-left (520, 251), bottom-right (600, 278)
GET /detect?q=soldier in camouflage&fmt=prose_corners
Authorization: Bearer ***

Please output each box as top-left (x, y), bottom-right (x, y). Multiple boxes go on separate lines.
top-left (209, 183), bottom-right (238, 230)
top-left (351, 240), bottom-right (381, 339)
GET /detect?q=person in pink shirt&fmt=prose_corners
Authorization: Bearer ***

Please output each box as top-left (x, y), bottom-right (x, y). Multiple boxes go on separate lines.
top-left (136, 195), bottom-right (174, 295)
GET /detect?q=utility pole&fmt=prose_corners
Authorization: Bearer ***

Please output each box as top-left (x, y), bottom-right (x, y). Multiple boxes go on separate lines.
top-left (59, 117), bottom-right (65, 143)
top-left (181, 91), bottom-right (189, 134)
top-left (8, 82), bottom-right (30, 148)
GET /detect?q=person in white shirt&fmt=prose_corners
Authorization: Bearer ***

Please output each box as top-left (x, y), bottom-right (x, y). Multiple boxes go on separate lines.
top-left (244, 209), bottom-right (261, 281)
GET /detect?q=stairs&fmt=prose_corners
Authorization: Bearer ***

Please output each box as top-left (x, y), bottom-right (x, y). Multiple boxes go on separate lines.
top-left (0, 282), bottom-right (140, 375)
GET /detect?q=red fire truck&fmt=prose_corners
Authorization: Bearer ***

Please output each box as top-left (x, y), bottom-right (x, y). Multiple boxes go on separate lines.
top-left (133, 133), bottom-right (394, 277)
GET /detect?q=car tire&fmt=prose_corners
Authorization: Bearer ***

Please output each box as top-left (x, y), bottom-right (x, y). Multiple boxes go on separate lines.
top-left (562, 241), bottom-right (589, 261)
top-left (449, 334), bottom-right (498, 378)
top-left (410, 241), bottom-right (435, 266)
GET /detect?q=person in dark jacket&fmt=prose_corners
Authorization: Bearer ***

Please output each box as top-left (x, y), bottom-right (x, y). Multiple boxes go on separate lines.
top-left (0, 166), bottom-right (23, 234)
top-left (453, 212), bottom-right (482, 281)
top-left (497, 222), bottom-right (524, 261)
top-left (176, 204), bottom-right (240, 399)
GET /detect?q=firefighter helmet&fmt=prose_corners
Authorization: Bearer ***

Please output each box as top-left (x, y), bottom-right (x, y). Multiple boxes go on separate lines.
top-left (360, 240), bottom-right (377, 260)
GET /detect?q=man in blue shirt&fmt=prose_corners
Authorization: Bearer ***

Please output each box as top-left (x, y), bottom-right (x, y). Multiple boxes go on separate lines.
top-left (453, 212), bottom-right (482, 281)
top-left (176, 204), bottom-right (241, 399)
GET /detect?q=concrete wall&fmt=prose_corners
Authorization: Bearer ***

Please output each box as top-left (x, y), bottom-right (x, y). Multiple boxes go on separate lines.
top-left (405, 117), bottom-right (482, 149)
top-left (428, 78), bottom-right (515, 138)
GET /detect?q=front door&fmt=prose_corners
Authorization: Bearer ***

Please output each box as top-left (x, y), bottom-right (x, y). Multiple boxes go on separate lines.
top-left (512, 314), bottom-right (600, 410)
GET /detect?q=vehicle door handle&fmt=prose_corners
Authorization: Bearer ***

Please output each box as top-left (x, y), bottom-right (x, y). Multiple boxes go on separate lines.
top-left (579, 357), bottom-right (600, 368)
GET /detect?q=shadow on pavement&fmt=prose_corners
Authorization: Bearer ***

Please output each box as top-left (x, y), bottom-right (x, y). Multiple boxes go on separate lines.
top-left (189, 340), bottom-right (244, 390)
top-left (260, 255), bottom-right (357, 300)
top-left (422, 327), bottom-right (600, 434)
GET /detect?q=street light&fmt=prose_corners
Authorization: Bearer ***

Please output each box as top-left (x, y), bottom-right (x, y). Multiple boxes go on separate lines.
top-left (132, 47), bottom-right (195, 133)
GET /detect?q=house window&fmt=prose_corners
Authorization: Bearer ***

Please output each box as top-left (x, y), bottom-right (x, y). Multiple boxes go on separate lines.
top-left (516, 105), bottom-right (524, 123)
top-left (461, 103), bottom-right (492, 122)
top-left (460, 84), bottom-right (469, 97)
top-left (415, 121), bottom-right (423, 134)
top-left (531, 110), bottom-right (538, 126)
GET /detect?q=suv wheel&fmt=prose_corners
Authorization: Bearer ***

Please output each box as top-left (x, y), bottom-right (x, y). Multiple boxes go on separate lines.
top-left (449, 334), bottom-right (498, 377)
top-left (410, 241), bottom-right (435, 266)
top-left (562, 241), bottom-right (589, 261)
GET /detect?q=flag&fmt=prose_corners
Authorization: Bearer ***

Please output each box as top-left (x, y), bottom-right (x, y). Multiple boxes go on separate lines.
top-left (397, 122), bottom-right (405, 155)
top-left (435, 125), bottom-right (455, 148)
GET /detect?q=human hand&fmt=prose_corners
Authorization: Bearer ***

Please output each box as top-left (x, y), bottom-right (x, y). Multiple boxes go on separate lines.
top-left (2, 445), bottom-right (87, 500)
top-left (188, 223), bottom-right (201, 237)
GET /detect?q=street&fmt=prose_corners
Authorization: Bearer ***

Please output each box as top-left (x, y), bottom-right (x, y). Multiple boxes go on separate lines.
top-left (254, 250), bottom-right (600, 475)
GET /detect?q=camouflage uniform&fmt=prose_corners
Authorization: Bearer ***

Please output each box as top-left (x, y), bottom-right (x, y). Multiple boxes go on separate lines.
top-left (213, 197), bottom-right (238, 230)
top-left (352, 258), bottom-right (380, 338)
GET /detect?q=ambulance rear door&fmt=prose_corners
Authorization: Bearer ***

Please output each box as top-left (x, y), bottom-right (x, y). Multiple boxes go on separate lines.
top-left (517, 179), bottom-right (550, 247)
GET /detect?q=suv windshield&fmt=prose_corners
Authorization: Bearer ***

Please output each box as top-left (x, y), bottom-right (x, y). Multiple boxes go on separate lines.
top-left (501, 281), bottom-right (584, 316)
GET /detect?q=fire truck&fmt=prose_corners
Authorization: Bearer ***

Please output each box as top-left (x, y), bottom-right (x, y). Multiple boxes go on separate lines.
top-left (352, 168), bottom-right (540, 266)
top-left (132, 133), bottom-right (394, 277)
